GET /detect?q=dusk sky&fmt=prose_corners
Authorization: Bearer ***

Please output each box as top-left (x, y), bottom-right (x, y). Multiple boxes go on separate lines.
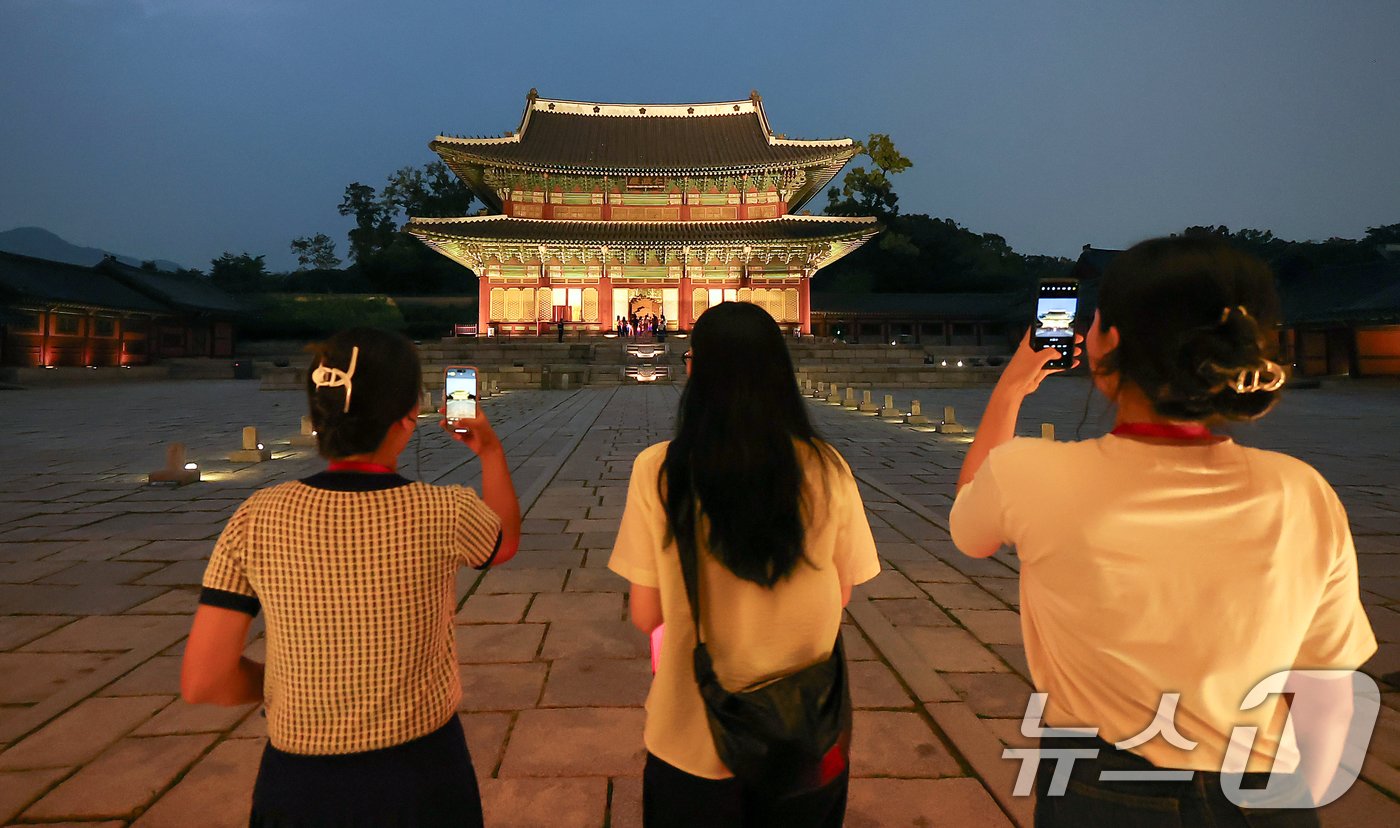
top-left (2, 0), bottom-right (1398, 273)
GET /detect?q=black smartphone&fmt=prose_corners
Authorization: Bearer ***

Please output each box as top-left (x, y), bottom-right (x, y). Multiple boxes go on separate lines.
top-left (444, 366), bottom-right (478, 432)
top-left (1031, 279), bottom-right (1078, 369)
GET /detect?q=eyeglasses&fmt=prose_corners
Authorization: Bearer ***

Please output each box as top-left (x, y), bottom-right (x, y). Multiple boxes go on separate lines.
top-left (683, 352), bottom-right (692, 362)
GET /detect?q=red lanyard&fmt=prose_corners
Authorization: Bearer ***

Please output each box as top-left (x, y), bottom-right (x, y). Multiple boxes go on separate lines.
top-left (327, 460), bottom-right (395, 474)
top-left (1111, 422), bottom-right (1215, 441)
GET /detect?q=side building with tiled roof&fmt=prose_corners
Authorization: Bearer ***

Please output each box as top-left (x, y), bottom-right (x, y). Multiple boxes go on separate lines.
top-left (0, 251), bottom-right (243, 368)
top-left (1071, 243), bottom-right (1400, 378)
top-left (407, 89), bottom-right (880, 335)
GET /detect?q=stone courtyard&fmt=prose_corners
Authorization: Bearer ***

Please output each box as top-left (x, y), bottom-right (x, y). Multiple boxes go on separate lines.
top-left (0, 378), bottom-right (1397, 827)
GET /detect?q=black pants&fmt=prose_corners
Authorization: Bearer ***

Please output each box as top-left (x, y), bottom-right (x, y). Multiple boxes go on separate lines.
top-left (1034, 736), bottom-right (1319, 828)
top-left (250, 716), bottom-right (483, 827)
top-left (642, 752), bottom-right (848, 828)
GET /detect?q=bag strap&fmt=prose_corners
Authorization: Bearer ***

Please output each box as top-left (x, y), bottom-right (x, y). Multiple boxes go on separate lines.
top-left (675, 527), bottom-right (705, 645)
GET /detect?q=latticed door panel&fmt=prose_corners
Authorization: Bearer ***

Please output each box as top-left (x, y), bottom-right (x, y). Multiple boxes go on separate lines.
top-left (582, 288), bottom-right (599, 322)
top-left (537, 290), bottom-right (553, 321)
top-left (504, 288), bottom-right (522, 321)
top-left (737, 287), bottom-right (752, 305)
top-left (489, 288), bottom-right (505, 321)
top-left (783, 288), bottom-right (800, 322)
top-left (692, 288), bottom-right (709, 319)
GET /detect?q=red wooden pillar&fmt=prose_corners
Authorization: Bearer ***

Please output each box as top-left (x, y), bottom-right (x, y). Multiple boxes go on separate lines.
top-left (599, 272), bottom-right (613, 332)
top-left (799, 279), bottom-right (812, 335)
top-left (679, 264), bottom-right (693, 329)
top-left (478, 277), bottom-right (490, 333)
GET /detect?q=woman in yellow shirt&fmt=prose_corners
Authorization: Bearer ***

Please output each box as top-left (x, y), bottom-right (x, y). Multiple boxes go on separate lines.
top-left (610, 302), bottom-right (881, 827)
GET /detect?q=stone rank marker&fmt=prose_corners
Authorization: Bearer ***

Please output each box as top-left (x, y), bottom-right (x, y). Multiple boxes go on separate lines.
top-left (935, 405), bottom-right (968, 434)
top-left (904, 399), bottom-right (930, 425)
top-left (228, 426), bottom-right (272, 463)
top-left (291, 416), bottom-right (318, 447)
top-left (858, 389), bottom-right (879, 414)
top-left (878, 394), bottom-right (903, 421)
top-left (147, 442), bottom-right (200, 485)
top-left (842, 386), bottom-right (860, 409)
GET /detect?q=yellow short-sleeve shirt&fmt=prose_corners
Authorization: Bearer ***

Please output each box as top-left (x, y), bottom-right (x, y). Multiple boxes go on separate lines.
top-left (609, 441), bottom-right (881, 779)
top-left (950, 436), bottom-right (1377, 773)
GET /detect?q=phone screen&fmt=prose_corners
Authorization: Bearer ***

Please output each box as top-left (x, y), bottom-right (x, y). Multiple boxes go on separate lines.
top-left (444, 367), bottom-right (478, 423)
top-left (1032, 280), bottom-right (1078, 369)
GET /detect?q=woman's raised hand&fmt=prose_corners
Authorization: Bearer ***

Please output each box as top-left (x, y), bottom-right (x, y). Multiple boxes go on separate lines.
top-left (439, 406), bottom-right (503, 456)
top-left (994, 328), bottom-right (1083, 399)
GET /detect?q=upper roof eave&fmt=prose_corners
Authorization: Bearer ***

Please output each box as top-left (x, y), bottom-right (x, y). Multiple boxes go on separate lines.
top-left (430, 143), bottom-right (859, 177)
top-left (430, 90), bottom-right (858, 175)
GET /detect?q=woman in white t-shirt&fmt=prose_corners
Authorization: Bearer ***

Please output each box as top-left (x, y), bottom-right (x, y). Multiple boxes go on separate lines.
top-left (951, 236), bottom-right (1376, 826)
top-left (609, 301), bottom-right (881, 828)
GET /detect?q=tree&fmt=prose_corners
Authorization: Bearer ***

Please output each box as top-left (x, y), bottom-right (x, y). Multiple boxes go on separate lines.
top-left (338, 182), bottom-right (396, 264)
top-left (381, 161), bottom-right (475, 220)
top-left (825, 133), bottom-right (912, 219)
top-left (337, 161), bottom-right (478, 294)
top-left (289, 233), bottom-right (342, 271)
top-left (209, 252), bottom-right (274, 293)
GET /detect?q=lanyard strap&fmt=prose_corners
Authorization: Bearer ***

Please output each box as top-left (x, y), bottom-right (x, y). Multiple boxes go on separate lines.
top-left (1111, 422), bottom-right (1215, 441)
top-left (326, 460), bottom-right (396, 474)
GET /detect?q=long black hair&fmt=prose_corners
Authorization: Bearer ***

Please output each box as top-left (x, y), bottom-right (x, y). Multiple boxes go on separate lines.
top-left (661, 302), bottom-right (835, 587)
top-left (1097, 235), bottom-right (1284, 422)
top-left (305, 327), bottom-right (421, 458)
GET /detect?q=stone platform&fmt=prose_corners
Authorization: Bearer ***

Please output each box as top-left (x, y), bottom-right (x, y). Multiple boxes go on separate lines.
top-left (0, 379), bottom-right (1397, 826)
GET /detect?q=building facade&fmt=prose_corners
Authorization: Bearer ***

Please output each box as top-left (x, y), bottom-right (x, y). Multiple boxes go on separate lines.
top-left (407, 91), bottom-right (879, 335)
top-left (0, 252), bottom-right (241, 368)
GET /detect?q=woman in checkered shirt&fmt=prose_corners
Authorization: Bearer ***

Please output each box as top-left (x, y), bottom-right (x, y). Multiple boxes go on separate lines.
top-left (180, 328), bottom-right (521, 827)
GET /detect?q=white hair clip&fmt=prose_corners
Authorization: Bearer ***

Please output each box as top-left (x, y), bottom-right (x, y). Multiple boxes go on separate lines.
top-left (1232, 359), bottom-right (1286, 394)
top-left (311, 346), bottom-right (359, 413)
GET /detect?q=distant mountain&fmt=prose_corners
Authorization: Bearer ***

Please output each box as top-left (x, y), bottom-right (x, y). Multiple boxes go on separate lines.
top-left (0, 226), bottom-right (187, 273)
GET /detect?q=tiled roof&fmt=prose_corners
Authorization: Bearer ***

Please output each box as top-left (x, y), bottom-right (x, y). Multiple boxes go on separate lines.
top-left (1282, 260), bottom-right (1400, 325)
top-left (99, 258), bottom-right (245, 314)
top-left (407, 214), bottom-right (880, 245)
top-left (433, 94), bottom-right (856, 175)
top-left (0, 250), bottom-right (169, 313)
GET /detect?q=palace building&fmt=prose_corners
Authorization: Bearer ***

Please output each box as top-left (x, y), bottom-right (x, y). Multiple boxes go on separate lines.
top-left (407, 90), bottom-right (880, 335)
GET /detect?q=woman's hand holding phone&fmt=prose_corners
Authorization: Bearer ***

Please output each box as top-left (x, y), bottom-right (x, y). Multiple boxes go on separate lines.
top-left (996, 328), bottom-right (1083, 400)
top-left (439, 406), bottom-right (502, 457)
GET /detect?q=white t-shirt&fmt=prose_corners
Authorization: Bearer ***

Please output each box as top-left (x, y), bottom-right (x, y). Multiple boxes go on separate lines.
top-left (609, 441), bottom-right (882, 779)
top-left (950, 435), bottom-right (1376, 773)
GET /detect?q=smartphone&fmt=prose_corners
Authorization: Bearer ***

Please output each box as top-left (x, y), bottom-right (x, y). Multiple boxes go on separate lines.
top-left (1031, 279), bottom-right (1079, 370)
top-left (444, 366), bottom-right (478, 431)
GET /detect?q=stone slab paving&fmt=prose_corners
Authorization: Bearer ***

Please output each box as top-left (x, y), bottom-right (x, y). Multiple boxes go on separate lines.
top-left (0, 378), bottom-right (1397, 825)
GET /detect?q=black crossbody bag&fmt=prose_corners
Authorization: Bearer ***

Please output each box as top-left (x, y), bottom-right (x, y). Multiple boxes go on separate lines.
top-left (676, 541), bottom-right (853, 799)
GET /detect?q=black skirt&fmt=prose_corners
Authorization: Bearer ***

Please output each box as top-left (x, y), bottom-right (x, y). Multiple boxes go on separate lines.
top-left (249, 716), bottom-right (483, 828)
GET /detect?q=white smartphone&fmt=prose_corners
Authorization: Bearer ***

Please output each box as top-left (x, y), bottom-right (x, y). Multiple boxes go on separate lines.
top-left (444, 365), bottom-right (478, 432)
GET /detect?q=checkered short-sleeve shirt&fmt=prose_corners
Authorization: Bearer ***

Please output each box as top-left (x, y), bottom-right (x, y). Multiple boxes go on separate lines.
top-left (200, 471), bottom-right (502, 755)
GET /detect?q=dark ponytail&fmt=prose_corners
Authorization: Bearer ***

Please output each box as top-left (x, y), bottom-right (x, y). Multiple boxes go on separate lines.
top-left (305, 327), bottom-right (422, 458)
top-left (1097, 236), bottom-right (1284, 422)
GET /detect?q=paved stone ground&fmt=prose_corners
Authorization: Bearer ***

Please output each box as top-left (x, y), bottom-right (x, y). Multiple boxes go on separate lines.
top-left (0, 379), bottom-right (1396, 826)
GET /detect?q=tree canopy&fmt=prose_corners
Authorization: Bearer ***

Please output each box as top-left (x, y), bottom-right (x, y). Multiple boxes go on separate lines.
top-left (336, 161), bottom-right (477, 294)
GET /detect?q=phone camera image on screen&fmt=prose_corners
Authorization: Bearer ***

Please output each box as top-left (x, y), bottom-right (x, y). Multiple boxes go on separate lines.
top-left (1031, 280), bottom-right (1078, 370)
top-left (444, 367), bottom-right (477, 423)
